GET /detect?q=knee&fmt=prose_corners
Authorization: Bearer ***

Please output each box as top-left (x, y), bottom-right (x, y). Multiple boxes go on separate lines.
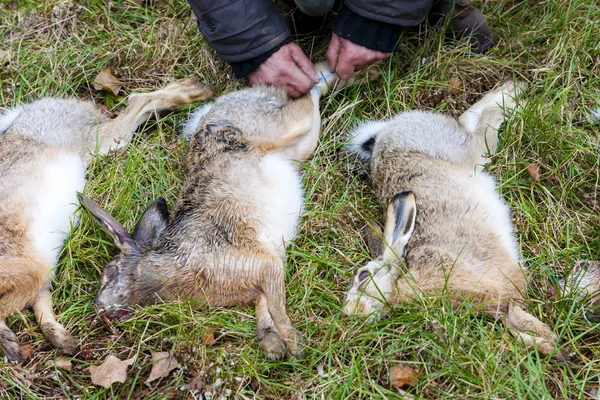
top-left (294, 0), bottom-right (335, 17)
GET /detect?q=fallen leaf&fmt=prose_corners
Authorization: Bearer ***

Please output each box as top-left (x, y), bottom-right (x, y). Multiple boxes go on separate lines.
top-left (19, 345), bottom-right (32, 361)
top-left (0, 49), bottom-right (9, 63)
top-left (92, 68), bottom-right (123, 96)
top-left (448, 76), bottom-right (462, 93)
top-left (89, 355), bottom-right (136, 388)
top-left (202, 330), bottom-right (216, 346)
top-left (527, 163), bottom-right (541, 182)
top-left (187, 374), bottom-right (204, 391)
top-left (146, 352), bottom-right (179, 383)
top-left (45, 357), bottom-right (73, 372)
top-left (390, 363), bottom-right (421, 389)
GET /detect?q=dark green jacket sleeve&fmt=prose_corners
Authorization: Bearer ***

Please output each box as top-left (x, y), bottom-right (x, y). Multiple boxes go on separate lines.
top-left (187, 0), bottom-right (292, 63)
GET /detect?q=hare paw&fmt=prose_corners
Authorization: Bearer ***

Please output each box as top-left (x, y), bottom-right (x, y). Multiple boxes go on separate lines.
top-left (259, 331), bottom-right (288, 361)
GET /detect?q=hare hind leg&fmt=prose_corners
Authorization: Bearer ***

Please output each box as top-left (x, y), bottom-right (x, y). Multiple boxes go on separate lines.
top-left (459, 81), bottom-right (527, 134)
top-left (33, 285), bottom-right (77, 355)
top-left (261, 259), bottom-right (305, 359)
top-left (460, 81), bottom-right (527, 166)
top-left (263, 92), bottom-right (320, 162)
top-left (282, 89), bottom-right (321, 162)
top-left (504, 300), bottom-right (572, 361)
top-left (96, 79), bottom-right (213, 154)
top-left (254, 294), bottom-right (288, 361)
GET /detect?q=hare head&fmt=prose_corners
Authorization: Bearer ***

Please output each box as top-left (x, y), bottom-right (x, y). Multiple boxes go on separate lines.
top-left (559, 260), bottom-right (600, 322)
top-left (344, 192), bottom-right (416, 319)
top-left (78, 193), bottom-right (169, 317)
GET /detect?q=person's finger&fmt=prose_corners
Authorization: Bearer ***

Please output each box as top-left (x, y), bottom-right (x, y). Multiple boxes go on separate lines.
top-left (290, 47), bottom-right (318, 83)
top-left (335, 51), bottom-right (356, 80)
top-left (326, 34), bottom-right (341, 72)
top-left (289, 68), bottom-right (316, 95)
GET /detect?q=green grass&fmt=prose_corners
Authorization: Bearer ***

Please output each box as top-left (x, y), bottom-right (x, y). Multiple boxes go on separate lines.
top-left (2, 0), bottom-right (600, 398)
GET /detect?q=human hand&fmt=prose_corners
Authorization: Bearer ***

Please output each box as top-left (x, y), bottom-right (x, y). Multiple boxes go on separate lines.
top-left (248, 42), bottom-right (319, 98)
top-left (326, 33), bottom-right (391, 80)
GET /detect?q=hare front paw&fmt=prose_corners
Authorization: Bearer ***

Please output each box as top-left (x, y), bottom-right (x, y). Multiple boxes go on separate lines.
top-left (259, 331), bottom-right (288, 361)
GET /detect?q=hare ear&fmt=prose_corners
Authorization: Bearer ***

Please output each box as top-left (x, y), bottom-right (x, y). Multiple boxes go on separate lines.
top-left (382, 192), bottom-right (417, 263)
top-left (132, 198), bottom-right (169, 248)
top-left (77, 192), bottom-right (138, 253)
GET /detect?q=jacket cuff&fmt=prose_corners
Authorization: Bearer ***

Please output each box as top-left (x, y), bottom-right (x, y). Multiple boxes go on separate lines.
top-left (230, 36), bottom-right (294, 78)
top-left (334, 5), bottom-right (403, 53)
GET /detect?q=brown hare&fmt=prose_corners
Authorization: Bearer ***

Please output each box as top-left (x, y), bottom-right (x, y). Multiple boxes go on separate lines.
top-left (79, 63), bottom-right (378, 360)
top-left (0, 79), bottom-right (212, 363)
top-left (343, 82), bottom-right (572, 361)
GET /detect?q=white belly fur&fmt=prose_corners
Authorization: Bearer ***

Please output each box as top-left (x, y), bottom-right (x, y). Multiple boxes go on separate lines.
top-left (469, 171), bottom-right (521, 262)
top-left (29, 152), bottom-right (86, 265)
top-left (256, 153), bottom-right (303, 255)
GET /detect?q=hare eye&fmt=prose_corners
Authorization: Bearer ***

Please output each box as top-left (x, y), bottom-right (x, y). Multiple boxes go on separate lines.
top-left (358, 270), bottom-right (370, 281)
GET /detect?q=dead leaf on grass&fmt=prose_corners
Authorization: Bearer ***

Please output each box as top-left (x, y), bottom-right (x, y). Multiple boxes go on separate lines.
top-left (45, 357), bottom-right (73, 372)
top-left (186, 374), bottom-right (204, 391)
top-left (0, 49), bottom-right (9, 63)
top-left (527, 163), bottom-right (541, 182)
top-left (202, 329), bottom-right (216, 346)
top-left (390, 363), bottom-right (421, 389)
top-left (92, 67), bottom-right (123, 95)
top-left (448, 76), bottom-right (462, 93)
top-left (19, 345), bottom-right (32, 361)
top-left (146, 352), bottom-right (179, 383)
top-left (89, 355), bottom-right (136, 388)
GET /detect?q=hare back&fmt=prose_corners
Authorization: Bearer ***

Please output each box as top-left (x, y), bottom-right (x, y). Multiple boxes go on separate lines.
top-left (2, 97), bottom-right (103, 150)
top-left (373, 148), bottom-right (520, 268)
top-left (366, 111), bottom-right (479, 166)
top-left (403, 245), bottom-right (527, 305)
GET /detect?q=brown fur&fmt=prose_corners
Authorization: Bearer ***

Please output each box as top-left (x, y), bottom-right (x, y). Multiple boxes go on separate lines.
top-left (345, 82), bottom-right (572, 361)
top-left (83, 64), bottom-right (378, 360)
top-left (0, 79), bottom-right (212, 362)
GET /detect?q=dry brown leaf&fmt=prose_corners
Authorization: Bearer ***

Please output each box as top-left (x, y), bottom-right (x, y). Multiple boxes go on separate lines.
top-left (202, 330), bottom-right (216, 346)
top-left (19, 345), bottom-right (32, 361)
top-left (448, 76), bottom-right (462, 93)
top-left (527, 163), bottom-right (541, 182)
top-left (146, 352), bottom-right (179, 383)
top-left (187, 375), bottom-right (204, 391)
top-left (45, 357), bottom-right (73, 372)
top-left (390, 363), bottom-right (421, 389)
top-left (89, 355), bottom-right (136, 388)
top-left (92, 68), bottom-right (123, 96)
